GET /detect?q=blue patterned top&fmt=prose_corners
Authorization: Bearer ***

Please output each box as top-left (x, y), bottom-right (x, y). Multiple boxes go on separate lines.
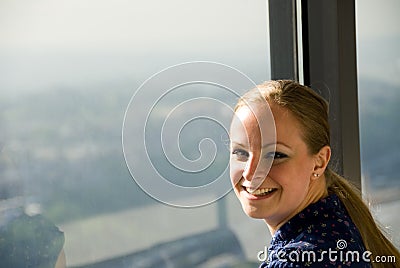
top-left (259, 194), bottom-right (372, 267)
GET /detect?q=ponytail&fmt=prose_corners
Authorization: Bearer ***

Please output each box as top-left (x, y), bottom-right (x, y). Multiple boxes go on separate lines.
top-left (325, 169), bottom-right (400, 267)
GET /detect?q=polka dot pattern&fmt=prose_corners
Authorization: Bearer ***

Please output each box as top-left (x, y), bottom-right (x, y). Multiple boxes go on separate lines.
top-left (259, 194), bottom-right (371, 267)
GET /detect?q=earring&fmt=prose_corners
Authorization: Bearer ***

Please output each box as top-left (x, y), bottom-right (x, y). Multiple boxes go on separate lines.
top-left (313, 173), bottom-right (320, 178)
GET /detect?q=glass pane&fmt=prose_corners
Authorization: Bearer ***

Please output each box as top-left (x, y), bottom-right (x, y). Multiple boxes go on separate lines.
top-left (356, 0), bottom-right (400, 247)
top-left (0, 0), bottom-right (271, 267)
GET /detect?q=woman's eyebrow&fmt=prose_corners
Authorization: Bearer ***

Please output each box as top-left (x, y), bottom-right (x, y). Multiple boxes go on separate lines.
top-left (230, 141), bottom-right (291, 148)
top-left (230, 141), bottom-right (247, 147)
top-left (262, 141), bottom-right (291, 149)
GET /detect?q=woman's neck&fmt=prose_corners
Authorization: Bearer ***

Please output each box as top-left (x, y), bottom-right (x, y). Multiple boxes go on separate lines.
top-left (266, 176), bottom-right (328, 235)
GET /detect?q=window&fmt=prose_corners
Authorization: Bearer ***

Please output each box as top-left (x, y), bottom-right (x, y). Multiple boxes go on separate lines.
top-left (356, 0), bottom-right (400, 247)
top-left (0, 0), bottom-right (271, 266)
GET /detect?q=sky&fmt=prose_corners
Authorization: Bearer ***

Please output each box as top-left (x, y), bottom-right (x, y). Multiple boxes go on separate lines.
top-left (0, 0), bottom-right (270, 96)
top-left (0, 0), bottom-right (268, 51)
top-left (0, 0), bottom-right (399, 96)
top-left (355, 0), bottom-right (400, 39)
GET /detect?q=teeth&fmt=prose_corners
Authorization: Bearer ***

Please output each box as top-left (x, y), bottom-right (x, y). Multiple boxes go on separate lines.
top-left (246, 187), bottom-right (275, 195)
top-left (247, 188), bottom-right (257, 193)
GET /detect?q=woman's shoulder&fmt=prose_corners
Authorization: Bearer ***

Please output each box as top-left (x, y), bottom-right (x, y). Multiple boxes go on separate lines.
top-left (276, 194), bottom-right (363, 246)
top-left (264, 194), bottom-right (371, 267)
top-left (286, 194), bottom-right (366, 250)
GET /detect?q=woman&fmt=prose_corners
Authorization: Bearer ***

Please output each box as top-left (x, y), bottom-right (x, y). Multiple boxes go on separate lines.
top-left (229, 80), bottom-right (399, 267)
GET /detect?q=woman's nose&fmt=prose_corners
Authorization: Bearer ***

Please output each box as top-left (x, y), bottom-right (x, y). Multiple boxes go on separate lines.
top-left (242, 154), bottom-right (270, 188)
top-left (242, 154), bottom-right (260, 181)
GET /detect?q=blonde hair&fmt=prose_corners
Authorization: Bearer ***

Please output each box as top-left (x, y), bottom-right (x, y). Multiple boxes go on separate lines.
top-left (235, 80), bottom-right (399, 267)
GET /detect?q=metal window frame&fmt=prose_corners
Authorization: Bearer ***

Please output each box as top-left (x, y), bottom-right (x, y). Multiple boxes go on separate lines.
top-left (268, 0), bottom-right (361, 188)
top-left (268, 0), bottom-right (299, 81)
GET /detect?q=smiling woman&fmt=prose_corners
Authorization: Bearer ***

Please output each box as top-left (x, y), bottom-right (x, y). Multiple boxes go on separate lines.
top-left (230, 80), bottom-right (400, 267)
top-left (230, 101), bottom-right (329, 235)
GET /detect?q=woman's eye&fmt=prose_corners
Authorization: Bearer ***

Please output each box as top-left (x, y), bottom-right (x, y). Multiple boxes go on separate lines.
top-left (231, 149), bottom-right (249, 159)
top-left (266, 151), bottom-right (288, 159)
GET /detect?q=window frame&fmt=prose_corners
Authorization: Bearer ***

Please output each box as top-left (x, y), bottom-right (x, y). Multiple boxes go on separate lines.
top-left (268, 0), bottom-right (361, 188)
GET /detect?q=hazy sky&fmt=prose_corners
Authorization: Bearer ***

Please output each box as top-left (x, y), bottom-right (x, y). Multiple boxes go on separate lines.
top-left (0, 0), bottom-right (271, 95)
top-left (355, 0), bottom-right (400, 39)
top-left (0, 0), bottom-right (268, 51)
top-left (0, 0), bottom-right (399, 95)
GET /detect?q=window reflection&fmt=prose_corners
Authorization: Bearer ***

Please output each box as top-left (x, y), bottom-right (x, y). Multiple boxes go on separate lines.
top-left (356, 0), bottom-right (400, 247)
top-left (0, 0), bottom-right (270, 266)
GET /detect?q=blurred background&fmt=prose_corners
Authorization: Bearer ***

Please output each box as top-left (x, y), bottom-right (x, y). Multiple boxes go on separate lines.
top-left (0, 0), bottom-right (399, 267)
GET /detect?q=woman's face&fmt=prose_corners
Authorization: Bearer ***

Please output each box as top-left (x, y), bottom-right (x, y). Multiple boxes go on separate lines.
top-left (230, 103), bottom-right (320, 229)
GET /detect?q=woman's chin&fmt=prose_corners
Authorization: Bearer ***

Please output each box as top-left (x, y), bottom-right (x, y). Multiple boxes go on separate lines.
top-left (242, 205), bottom-right (267, 219)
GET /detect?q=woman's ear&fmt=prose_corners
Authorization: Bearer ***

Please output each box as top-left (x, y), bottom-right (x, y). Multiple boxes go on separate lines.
top-left (312, 145), bottom-right (331, 179)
